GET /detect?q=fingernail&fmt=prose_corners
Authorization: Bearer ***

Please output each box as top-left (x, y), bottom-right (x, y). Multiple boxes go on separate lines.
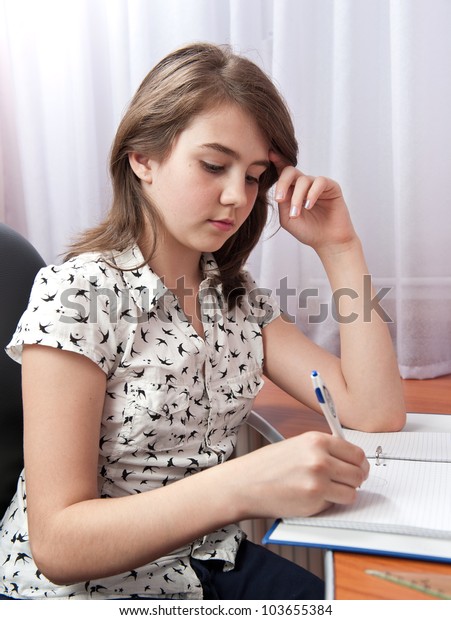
top-left (276, 191), bottom-right (284, 200)
top-left (304, 199), bottom-right (311, 210)
top-left (289, 205), bottom-right (300, 218)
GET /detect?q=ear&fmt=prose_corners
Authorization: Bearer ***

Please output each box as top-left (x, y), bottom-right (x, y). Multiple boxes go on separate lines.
top-left (128, 152), bottom-right (154, 183)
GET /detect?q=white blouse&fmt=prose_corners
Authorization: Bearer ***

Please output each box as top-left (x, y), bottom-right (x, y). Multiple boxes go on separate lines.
top-left (0, 246), bottom-right (280, 599)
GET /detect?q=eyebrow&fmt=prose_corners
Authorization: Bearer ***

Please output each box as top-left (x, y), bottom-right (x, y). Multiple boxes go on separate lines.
top-left (200, 143), bottom-right (270, 168)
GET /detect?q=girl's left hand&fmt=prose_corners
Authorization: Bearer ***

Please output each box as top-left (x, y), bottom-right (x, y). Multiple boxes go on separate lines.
top-left (269, 150), bottom-right (357, 252)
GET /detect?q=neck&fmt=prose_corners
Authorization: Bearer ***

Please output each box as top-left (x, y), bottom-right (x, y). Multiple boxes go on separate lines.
top-left (146, 248), bottom-right (204, 333)
top-left (139, 223), bottom-right (204, 291)
top-left (141, 233), bottom-right (203, 289)
top-left (149, 250), bottom-right (202, 290)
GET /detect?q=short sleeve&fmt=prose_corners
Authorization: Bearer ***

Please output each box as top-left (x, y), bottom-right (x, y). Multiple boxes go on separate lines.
top-left (6, 255), bottom-right (120, 375)
top-left (241, 270), bottom-right (281, 329)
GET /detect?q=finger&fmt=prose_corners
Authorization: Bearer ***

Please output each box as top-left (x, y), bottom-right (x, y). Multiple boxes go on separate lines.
top-left (274, 170), bottom-right (330, 219)
top-left (323, 479), bottom-right (360, 506)
top-left (273, 167), bottom-right (309, 214)
top-left (302, 176), bottom-right (330, 210)
top-left (329, 437), bottom-right (368, 469)
top-left (299, 432), bottom-right (367, 490)
top-left (318, 455), bottom-right (368, 507)
top-left (288, 176), bottom-right (330, 219)
top-left (289, 175), bottom-right (316, 218)
top-left (329, 454), bottom-right (369, 489)
top-left (327, 438), bottom-right (369, 483)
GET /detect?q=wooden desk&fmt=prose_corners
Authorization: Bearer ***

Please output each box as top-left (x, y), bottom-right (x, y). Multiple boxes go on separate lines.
top-left (331, 551), bottom-right (451, 600)
top-left (254, 373), bottom-right (451, 600)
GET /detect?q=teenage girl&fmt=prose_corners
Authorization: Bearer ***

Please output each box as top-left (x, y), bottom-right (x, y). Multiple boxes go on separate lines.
top-left (0, 42), bottom-right (405, 600)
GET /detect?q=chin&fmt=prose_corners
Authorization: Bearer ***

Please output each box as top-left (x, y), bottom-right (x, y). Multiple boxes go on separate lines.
top-left (195, 237), bottom-right (230, 254)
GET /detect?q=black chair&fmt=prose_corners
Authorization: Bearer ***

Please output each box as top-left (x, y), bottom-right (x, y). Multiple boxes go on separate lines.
top-left (0, 223), bottom-right (46, 516)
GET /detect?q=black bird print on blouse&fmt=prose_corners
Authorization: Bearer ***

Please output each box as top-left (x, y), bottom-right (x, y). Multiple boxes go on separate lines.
top-left (0, 247), bottom-right (280, 599)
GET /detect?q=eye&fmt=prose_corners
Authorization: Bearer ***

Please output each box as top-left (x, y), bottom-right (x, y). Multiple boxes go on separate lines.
top-left (201, 162), bottom-right (224, 174)
top-left (245, 174), bottom-right (259, 185)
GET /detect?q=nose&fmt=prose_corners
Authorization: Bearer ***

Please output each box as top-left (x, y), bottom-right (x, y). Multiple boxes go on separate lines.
top-left (219, 174), bottom-right (248, 209)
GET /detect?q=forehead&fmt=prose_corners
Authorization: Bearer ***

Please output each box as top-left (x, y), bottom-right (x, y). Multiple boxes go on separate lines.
top-left (178, 103), bottom-right (269, 158)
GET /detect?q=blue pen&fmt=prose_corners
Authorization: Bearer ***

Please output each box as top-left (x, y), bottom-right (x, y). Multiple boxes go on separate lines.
top-left (311, 370), bottom-right (345, 438)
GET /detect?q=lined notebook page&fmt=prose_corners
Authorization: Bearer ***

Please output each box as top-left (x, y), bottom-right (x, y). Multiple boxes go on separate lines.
top-left (284, 460), bottom-right (451, 539)
top-left (343, 430), bottom-right (451, 462)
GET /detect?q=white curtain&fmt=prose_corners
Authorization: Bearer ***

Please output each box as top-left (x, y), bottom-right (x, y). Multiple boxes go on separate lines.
top-left (1, 0), bottom-right (450, 379)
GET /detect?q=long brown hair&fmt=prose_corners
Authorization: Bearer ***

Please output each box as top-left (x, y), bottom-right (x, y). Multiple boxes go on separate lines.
top-left (66, 42), bottom-right (298, 307)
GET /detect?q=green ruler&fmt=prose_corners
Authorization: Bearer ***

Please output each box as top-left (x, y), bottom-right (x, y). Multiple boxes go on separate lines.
top-left (366, 569), bottom-right (451, 599)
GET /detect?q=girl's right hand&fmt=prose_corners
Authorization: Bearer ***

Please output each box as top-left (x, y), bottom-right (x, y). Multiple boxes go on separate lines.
top-left (231, 431), bottom-right (369, 520)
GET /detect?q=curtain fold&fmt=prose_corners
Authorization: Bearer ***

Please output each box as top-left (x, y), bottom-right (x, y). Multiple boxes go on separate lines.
top-left (1, 0), bottom-right (450, 378)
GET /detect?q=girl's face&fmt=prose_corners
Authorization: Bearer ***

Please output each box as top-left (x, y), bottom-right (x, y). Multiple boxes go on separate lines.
top-left (137, 103), bottom-right (270, 262)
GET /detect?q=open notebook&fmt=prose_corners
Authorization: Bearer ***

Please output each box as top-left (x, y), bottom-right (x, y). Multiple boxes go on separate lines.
top-left (284, 430), bottom-right (451, 539)
top-left (264, 413), bottom-right (451, 562)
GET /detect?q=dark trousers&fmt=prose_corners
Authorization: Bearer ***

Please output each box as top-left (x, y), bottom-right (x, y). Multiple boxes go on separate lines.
top-left (191, 540), bottom-right (325, 600)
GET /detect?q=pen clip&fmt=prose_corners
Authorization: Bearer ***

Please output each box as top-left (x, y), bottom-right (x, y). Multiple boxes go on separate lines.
top-left (311, 370), bottom-right (345, 438)
top-left (322, 384), bottom-right (338, 420)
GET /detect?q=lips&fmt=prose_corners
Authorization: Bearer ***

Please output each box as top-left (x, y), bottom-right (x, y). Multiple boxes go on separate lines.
top-left (208, 219), bottom-right (234, 232)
